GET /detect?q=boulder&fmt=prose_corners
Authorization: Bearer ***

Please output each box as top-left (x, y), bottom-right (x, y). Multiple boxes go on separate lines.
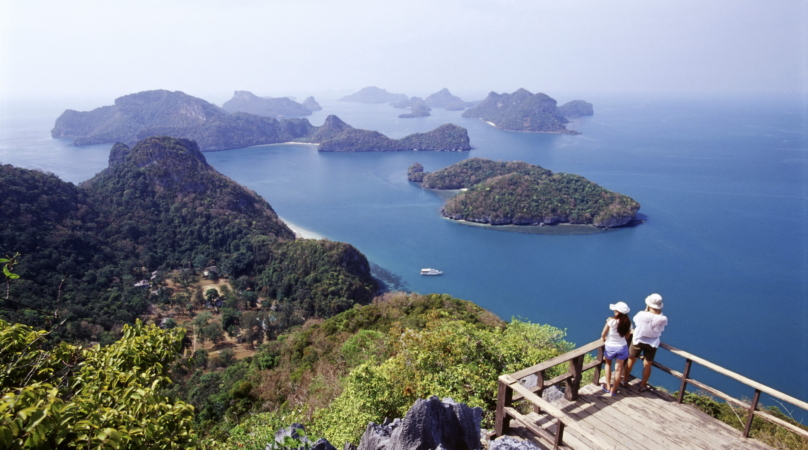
top-left (488, 436), bottom-right (541, 450)
top-left (357, 396), bottom-right (482, 450)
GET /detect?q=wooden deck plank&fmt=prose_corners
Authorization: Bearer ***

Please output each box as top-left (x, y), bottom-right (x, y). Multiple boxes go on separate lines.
top-left (608, 381), bottom-right (773, 450)
top-left (573, 385), bottom-right (692, 450)
top-left (526, 411), bottom-right (604, 450)
top-left (578, 380), bottom-right (773, 450)
top-left (506, 379), bottom-right (775, 450)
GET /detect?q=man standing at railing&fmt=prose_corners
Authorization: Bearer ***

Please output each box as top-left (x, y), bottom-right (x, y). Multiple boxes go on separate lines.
top-left (624, 293), bottom-right (668, 392)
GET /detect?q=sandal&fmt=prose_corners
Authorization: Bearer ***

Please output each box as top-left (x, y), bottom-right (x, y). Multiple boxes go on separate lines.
top-left (638, 386), bottom-right (650, 393)
top-left (601, 384), bottom-right (610, 394)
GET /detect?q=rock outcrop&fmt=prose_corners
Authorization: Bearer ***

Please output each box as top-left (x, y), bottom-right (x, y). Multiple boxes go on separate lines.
top-left (488, 436), bottom-right (542, 450)
top-left (303, 96), bottom-right (323, 111)
top-left (357, 397), bottom-right (483, 450)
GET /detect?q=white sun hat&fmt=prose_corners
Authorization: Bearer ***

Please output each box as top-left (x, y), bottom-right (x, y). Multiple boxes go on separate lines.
top-left (645, 293), bottom-right (664, 309)
top-left (609, 301), bottom-right (630, 315)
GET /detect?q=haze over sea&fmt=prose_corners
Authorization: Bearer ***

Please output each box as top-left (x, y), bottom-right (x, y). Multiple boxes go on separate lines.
top-left (0, 94), bottom-right (806, 412)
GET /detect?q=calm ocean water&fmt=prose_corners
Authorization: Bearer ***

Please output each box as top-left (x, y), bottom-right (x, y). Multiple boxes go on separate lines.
top-left (1, 95), bottom-right (806, 412)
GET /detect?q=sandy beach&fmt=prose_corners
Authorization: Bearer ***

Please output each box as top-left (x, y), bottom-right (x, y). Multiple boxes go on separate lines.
top-left (279, 216), bottom-right (325, 239)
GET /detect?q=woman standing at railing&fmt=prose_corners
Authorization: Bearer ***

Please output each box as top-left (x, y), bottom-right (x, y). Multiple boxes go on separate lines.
top-left (600, 301), bottom-right (632, 396)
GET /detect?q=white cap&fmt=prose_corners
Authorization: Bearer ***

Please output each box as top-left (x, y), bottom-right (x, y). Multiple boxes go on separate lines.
top-left (609, 302), bottom-right (630, 315)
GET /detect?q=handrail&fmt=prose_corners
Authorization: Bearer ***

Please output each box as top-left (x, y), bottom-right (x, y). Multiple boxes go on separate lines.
top-left (493, 339), bottom-right (808, 447)
top-left (654, 342), bottom-right (808, 439)
top-left (658, 342), bottom-right (808, 412)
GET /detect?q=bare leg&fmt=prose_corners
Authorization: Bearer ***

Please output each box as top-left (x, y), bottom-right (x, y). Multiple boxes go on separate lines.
top-left (640, 359), bottom-right (653, 388)
top-left (603, 358), bottom-right (613, 391)
top-left (612, 359), bottom-right (625, 394)
top-left (624, 356), bottom-right (637, 384)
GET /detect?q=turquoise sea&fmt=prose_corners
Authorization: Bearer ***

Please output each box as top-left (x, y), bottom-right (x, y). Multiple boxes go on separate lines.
top-left (1, 95), bottom-right (806, 414)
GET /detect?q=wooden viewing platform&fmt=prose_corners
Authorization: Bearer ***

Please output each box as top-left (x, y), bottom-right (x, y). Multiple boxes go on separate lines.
top-left (493, 340), bottom-right (808, 450)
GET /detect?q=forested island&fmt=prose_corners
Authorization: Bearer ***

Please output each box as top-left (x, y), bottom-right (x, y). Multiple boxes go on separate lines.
top-left (338, 86), bottom-right (409, 103)
top-left (461, 88), bottom-right (591, 134)
top-left (52, 90), bottom-right (470, 152)
top-left (410, 158), bottom-right (640, 228)
top-left (425, 88), bottom-right (474, 110)
top-left (316, 117), bottom-right (470, 152)
top-left (221, 90), bottom-right (312, 117)
top-left (0, 136), bottom-right (378, 341)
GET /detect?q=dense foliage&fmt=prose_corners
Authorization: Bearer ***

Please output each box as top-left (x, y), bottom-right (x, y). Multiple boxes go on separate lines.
top-left (0, 319), bottom-right (194, 449)
top-left (0, 137), bottom-right (376, 340)
top-left (407, 163), bottom-right (425, 182)
top-left (221, 91), bottom-right (311, 118)
top-left (421, 158), bottom-right (551, 189)
top-left (257, 240), bottom-right (377, 318)
top-left (184, 292), bottom-right (573, 447)
top-left (419, 158), bottom-right (640, 227)
top-left (461, 88), bottom-right (575, 133)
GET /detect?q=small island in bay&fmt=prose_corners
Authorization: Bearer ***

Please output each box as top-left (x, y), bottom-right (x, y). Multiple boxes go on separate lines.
top-left (302, 96), bottom-right (323, 111)
top-left (52, 90), bottom-right (471, 152)
top-left (461, 88), bottom-right (591, 134)
top-left (338, 86), bottom-right (409, 104)
top-left (409, 158), bottom-right (639, 228)
top-left (557, 100), bottom-right (594, 118)
top-left (316, 117), bottom-right (469, 152)
top-left (394, 97), bottom-right (431, 118)
top-left (425, 88), bottom-right (474, 111)
top-left (221, 91), bottom-right (312, 117)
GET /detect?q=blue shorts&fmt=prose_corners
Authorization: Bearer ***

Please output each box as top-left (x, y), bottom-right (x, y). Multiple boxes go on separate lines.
top-left (605, 345), bottom-right (629, 361)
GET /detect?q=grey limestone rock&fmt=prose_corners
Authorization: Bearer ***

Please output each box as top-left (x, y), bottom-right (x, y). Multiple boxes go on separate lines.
top-left (357, 396), bottom-right (482, 450)
top-left (488, 436), bottom-right (541, 450)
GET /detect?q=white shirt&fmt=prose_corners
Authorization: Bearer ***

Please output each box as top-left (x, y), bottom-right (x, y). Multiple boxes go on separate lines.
top-left (604, 318), bottom-right (628, 348)
top-left (632, 310), bottom-right (668, 348)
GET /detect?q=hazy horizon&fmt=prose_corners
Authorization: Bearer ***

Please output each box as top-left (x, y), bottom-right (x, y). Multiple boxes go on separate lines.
top-left (1, 0), bottom-right (806, 105)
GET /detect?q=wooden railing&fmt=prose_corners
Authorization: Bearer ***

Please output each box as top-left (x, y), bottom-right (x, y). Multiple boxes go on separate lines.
top-left (495, 339), bottom-right (607, 449)
top-left (494, 339), bottom-right (808, 449)
top-left (652, 342), bottom-right (808, 440)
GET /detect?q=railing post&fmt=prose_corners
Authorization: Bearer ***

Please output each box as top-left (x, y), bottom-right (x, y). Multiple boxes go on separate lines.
top-left (677, 359), bottom-right (692, 403)
top-left (565, 355), bottom-right (584, 401)
top-left (553, 419), bottom-right (565, 450)
top-left (533, 370), bottom-right (546, 414)
top-left (495, 378), bottom-right (513, 436)
top-left (743, 389), bottom-right (761, 438)
top-left (592, 346), bottom-right (604, 386)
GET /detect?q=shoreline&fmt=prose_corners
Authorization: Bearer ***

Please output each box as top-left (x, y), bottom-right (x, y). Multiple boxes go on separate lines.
top-left (279, 216), bottom-right (325, 239)
top-left (445, 217), bottom-right (610, 235)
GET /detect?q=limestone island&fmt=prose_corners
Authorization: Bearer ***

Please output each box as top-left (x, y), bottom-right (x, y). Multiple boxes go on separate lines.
top-left (338, 86), bottom-right (408, 104)
top-left (393, 97), bottom-right (432, 118)
top-left (425, 88), bottom-right (475, 111)
top-left (557, 100), bottom-right (594, 118)
top-left (461, 88), bottom-right (592, 134)
top-left (302, 96), bottom-right (322, 111)
top-left (52, 90), bottom-right (471, 152)
top-left (222, 91), bottom-right (312, 117)
top-left (408, 158), bottom-right (639, 228)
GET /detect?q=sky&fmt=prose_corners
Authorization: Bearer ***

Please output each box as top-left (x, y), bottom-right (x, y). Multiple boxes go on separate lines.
top-left (0, 0), bottom-right (806, 104)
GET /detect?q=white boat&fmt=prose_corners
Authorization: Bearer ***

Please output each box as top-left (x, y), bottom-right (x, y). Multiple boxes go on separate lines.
top-left (420, 268), bottom-right (443, 276)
